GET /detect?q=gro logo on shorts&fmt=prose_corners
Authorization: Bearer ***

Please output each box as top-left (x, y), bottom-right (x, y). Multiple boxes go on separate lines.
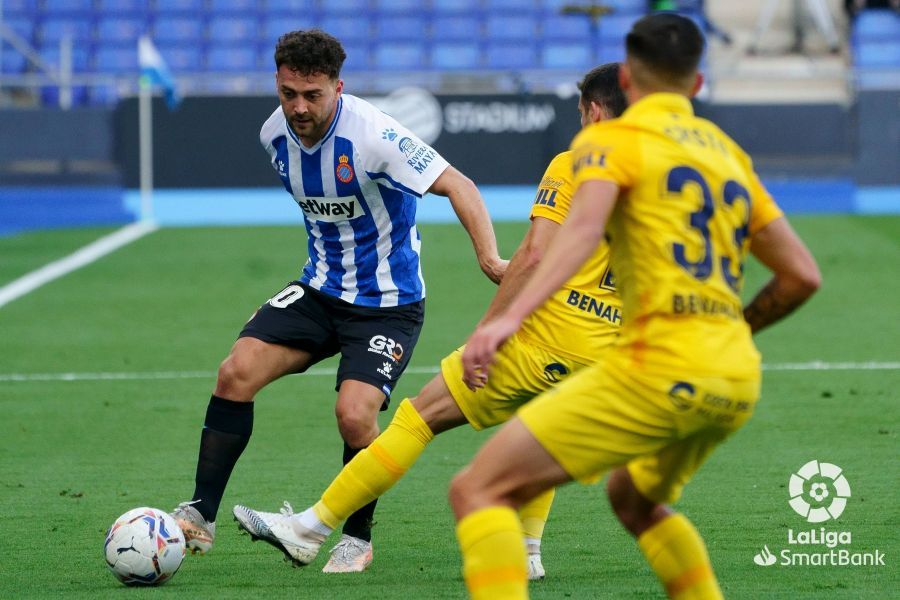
top-left (788, 460), bottom-right (851, 523)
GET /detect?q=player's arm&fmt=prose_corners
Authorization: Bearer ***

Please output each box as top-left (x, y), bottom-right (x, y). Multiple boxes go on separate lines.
top-left (428, 166), bottom-right (507, 284)
top-left (743, 217), bottom-right (821, 333)
top-left (478, 216), bottom-right (560, 324)
top-left (461, 180), bottom-right (617, 388)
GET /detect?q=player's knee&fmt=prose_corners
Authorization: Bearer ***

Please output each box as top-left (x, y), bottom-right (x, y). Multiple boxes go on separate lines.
top-left (215, 355), bottom-right (254, 399)
top-left (335, 405), bottom-right (377, 447)
top-left (607, 468), bottom-right (663, 537)
top-left (448, 470), bottom-right (475, 517)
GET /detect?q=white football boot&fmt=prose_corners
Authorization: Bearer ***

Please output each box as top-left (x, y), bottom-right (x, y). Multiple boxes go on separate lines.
top-left (233, 501), bottom-right (327, 567)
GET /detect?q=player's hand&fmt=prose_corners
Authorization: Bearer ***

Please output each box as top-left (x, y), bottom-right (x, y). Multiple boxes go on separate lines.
top-left (480, 256), bottom-right (509, 285)
top-left (461, 315), bottom-right (519, 390)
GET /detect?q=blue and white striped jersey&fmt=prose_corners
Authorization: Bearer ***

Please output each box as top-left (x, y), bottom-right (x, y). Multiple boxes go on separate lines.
top-left (260, 94), bottom-right (449, 308)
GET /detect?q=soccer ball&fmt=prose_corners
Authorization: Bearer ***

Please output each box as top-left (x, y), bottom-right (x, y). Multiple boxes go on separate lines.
top-left (104, 507), bottom-right (185, 586)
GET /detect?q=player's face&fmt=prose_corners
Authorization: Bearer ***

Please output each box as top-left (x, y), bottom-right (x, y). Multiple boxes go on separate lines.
top-left (276, 66), bottom-right (343, 146)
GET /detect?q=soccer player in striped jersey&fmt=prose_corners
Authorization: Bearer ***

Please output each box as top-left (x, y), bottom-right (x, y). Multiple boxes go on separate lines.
top-left (172, 29), bottom-right (506, 573)
top-left (452, 14), bottom-right (821, 599)
top-left (232, 63), bottom-right (626, 580)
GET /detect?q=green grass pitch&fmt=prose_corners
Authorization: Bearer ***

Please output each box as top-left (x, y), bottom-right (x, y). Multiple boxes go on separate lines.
top-left (0, 216), bottom-right (897, 598)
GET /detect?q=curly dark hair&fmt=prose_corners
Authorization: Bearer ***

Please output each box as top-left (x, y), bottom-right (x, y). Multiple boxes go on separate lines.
top-left (274, 29), bottom-right (346, 79)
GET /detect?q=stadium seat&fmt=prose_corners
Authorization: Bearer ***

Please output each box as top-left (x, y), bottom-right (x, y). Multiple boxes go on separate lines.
top-left (485, 15), bottom-right (539, 41)
top-left (433, 0), bottom-right (482, 14)
top-left (87, 83), bottom-right (122, 106)
top-left (93, 45), bottom-right (140, 73)
top-left (854, 41), bottom-right (900, 68)
top-left (490, 0), bottom-right (539, 10)
top-left (320, 17), bottom-right (372, 40)
top-left (373, 42), bottom-right (427, 70)
top-left (2, 0), bottom-right (38, 16)
top-left (597, 40), bottom-right (626, 63)
top-left (339, 43), bottom-right (370, 72)
top-left (37, 17), bottom-right (94, 44)
top-left (431, 42), bottom-right (481, 69)
top-left (96, 17), bottom-right (146, 43)
top-left (208, 16), bottom-right (260, 42)
top-left (485, 43), bottom-right (537, 69)
top-left (160, 44), bottom-right (204, 71)
top-left (40, 85), bottom-right (88, 107)
top-left (2, 50), bottom-right (27, 73)
top-left (320, 0), bottom-right (371, 14)
top-left (41, 0), bottom-right (93, 14)
top-left (206, 44), bottom-right (259, 72)
top-left (37, 44), bottom-right (91, 72)
top-left (607, 0), bottom-right (648, 13)
top-left (853, 9), bottom-right (900, 43)
top-left (95, 0), bottom-right (146, 14)
top-left (1, 16), bottom-right (34, 40)
top-left (208, 0), bottom-right (259, 13)
top-left (597, 13), bottom-right (641, 42)
top-left (374, 16), bottom-right (429, 41)
top-left (542, 15), bottom-right (593, 41)
top-left (372, 0), bottom-right (422, 13)
top-left (153, 0), bottom-right (205, 13)
top-left (431, 15), bottom-right (482, 41)
top-left (153, 16), bottom-right (206, 43)
top-left (262, 17), bottom-right (320, 49)
top-left (541, 43), bottom-right (592, 69)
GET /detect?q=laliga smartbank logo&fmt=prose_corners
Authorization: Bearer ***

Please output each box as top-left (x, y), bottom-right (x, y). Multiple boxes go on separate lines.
top-left (752, 460), bottom-right (885, 568)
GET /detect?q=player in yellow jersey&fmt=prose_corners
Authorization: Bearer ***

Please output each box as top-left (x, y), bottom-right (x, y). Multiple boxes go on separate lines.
top-left (232, 63), bottom-right (627, 578)
top-left (451, 14), bottom-right (821, 600)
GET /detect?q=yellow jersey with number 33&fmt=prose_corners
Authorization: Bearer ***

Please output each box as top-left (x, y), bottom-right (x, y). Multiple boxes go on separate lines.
top-left (518, 151), bottom-right (623, 364)
top-left (570, 93), bottom-right (783, 378)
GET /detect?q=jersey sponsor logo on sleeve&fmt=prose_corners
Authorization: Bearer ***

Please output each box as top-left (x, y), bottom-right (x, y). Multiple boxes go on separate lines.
top-left (398, 137), bottom-right (438, 174)
top-left (335, 154), bottom-right (355, 183)
top-left (295, 194), bottom-right (363, 222)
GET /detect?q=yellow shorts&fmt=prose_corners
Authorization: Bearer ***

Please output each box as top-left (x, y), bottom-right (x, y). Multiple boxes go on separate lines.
top-left (441, 332), bottom-right (589, 430)
top-left (518, 350), bottom-right (760, 504)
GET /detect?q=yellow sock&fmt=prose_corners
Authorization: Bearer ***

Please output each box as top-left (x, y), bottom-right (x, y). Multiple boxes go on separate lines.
top-left (518, 488), bottom-right (555, 544)
top-left (456, 507), bottom-right (528, 600)
top-left (638, 513), bottom-right (723, 600)
top-left (314, 398), bottom-right (434, 528)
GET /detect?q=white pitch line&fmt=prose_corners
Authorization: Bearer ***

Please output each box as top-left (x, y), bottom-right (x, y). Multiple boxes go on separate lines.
top-left (0, 222), bottom-right (158, 309)
top-left (0, 362), bottom-right (897, 383)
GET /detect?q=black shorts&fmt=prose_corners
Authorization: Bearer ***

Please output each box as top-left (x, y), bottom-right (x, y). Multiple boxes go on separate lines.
top-left (239, 282), bottom-right (425, 408)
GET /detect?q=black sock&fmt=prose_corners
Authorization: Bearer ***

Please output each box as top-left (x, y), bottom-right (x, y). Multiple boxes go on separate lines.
top-left (341, 441), bottom-right (378, 542)
top-left (191, 395), bottom-right (253, 523)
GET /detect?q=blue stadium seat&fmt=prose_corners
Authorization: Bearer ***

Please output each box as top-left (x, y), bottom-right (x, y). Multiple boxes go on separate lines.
top-left (320, 0), bottom-right (371, 14)
top-left (485, 15), bottom-right (539, 40)
top-left (490, 0), bottom-right (538, 10)
top-left (87, 84), bottom-right (122, 106)
top-left (373, 42), bottom-right (427, 70)
top-left (433, 0), bottom-right (482, 14)
top-left (93, 45), bottom-right (140, 73)
top-left (96, 17), bottom-right (146, 43)
top-left (153, 0), bottom-right (205, 13)
top-left (597, 13), bottom-right (641, 42)
top-left (160, 44), bottom-right (204, 71)
top-left (41, 85), bottom-right (88, 107)
top-left (2, 50), bottom-right (27, 73)
top-left (2, 16), bottom-right (34, 40)
top-left (96, 0), bottom-right (146, 14)
top-left (41, 0), bottom-right (93, 14)
top-left (542, 15), bottom-right (593, 41)
top-left (208, 0), bottom-right (259, 12)
top-left (206, 44), bottom-right (259, 71)
top-left (340, 42), bottom-right (370, 72)
top-left (854, 41), bottom-right (900, 68)
top-left (153, 16), bottom-right (206, 42)
top-left (541, 43), bottom-right (592, 69)
top-left (2, 0), bottom-right (38, 16)
top-left (262, 16), bottom-right (320, 48)
top-left (374, 16), bottom-right (429, 41)
top-left (597, 40), bottom-right (626, 63)
top-left (208, 16), bottom-right (259, 42)
top-left (320, 17), bottom-right (372, 40)
top-left (372, 0), bottom-right (422, 13)
top-left (853, 9), bottom-right (900, 43)
top-left (431, 15), bottom-right (482, 41)
top-left (431, 42), bottom-right (481, 69)
top-left (38, 17), bottom-right (94, 44)
top-left (37, 44), bottom-right (92, 71)
top-left (607, 0), bottom-right (648, 14)
top-left (485, 43), bottom-right (537, 69)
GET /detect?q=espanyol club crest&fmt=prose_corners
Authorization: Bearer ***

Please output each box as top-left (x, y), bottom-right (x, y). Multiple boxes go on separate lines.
top-left (336, 154), bottom-right (354, 183)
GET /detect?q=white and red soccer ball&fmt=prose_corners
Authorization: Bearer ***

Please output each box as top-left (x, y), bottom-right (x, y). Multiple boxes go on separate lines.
top-left (104, 507), bottom-right (185, 586)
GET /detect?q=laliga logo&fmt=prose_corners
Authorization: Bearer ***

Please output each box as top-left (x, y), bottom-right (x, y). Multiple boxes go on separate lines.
top-left (788, 460), bottom-right (851, 523)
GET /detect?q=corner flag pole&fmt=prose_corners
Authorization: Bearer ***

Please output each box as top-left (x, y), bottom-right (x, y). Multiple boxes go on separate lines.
top-left (138, 76), bottom-right (154, 224)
